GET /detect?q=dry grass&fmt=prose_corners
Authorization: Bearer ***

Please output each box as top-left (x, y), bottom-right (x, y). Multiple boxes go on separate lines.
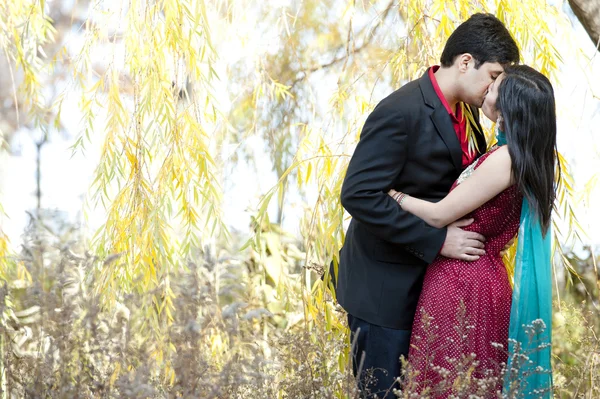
top-left (0, 217), bottom-right (597, 398)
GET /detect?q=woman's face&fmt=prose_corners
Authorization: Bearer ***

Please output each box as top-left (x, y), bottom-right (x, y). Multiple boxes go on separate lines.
top-left (481, 72), bottom-right (506, 123)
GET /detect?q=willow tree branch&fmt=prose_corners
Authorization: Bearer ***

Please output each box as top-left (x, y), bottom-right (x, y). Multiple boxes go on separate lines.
top-left (289, 0), bottom-right (396, 89)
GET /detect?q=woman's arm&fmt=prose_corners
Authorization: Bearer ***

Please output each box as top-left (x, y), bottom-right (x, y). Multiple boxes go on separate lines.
top-left (389, 147), bottom-right (513, 228)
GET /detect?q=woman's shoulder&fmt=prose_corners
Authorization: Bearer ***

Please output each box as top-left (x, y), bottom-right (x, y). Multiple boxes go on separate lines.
top-left (455, 146), bottom-right (512, 187)
top-left (476, 145), bottom-right (510, 167)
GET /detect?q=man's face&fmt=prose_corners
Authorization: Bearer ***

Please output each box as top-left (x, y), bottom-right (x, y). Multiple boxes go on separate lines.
top-left (481, 72), bottom-right (506, 123)
top-left (460, 58), bottom-right (505, 108)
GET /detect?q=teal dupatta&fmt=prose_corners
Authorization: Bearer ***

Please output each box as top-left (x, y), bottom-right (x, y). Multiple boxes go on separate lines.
top-left (496, 130), bottom-right (553, 397)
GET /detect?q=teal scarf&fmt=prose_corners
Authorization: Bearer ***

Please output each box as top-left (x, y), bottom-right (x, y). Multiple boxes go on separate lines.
top-left (497, 128), bottom-right (553, 397)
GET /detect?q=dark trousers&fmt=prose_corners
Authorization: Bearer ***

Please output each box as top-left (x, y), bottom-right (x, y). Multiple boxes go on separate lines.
top-left (348, 314), bottom-right (411, 398)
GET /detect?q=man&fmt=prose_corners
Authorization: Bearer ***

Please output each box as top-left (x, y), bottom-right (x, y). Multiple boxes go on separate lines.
top-left (333, 13), bottom-right (519, 397)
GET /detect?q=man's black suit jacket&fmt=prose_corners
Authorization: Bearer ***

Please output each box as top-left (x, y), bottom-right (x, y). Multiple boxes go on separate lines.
top-left (335, 69), bottom-right (487, 330)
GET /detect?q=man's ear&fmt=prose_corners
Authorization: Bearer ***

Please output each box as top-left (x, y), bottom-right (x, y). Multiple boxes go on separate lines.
top-left (457, 53), bottom-right (473, 73)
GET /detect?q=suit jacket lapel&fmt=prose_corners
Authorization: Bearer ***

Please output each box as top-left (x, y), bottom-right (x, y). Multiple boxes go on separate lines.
top-left (430, 107), bottom-right (463, 171)
top-left (419, 70), bottom-right (462, 172)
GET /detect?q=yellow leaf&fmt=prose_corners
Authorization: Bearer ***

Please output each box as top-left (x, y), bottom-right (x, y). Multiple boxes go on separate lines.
top-left (109, 363), bottom-right (121, 386)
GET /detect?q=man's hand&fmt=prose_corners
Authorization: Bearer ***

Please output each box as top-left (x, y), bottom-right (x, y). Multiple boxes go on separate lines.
top-left (440, 218), bottom-right (486, 261)
top-left (499, 236), bottom-right (517, 258)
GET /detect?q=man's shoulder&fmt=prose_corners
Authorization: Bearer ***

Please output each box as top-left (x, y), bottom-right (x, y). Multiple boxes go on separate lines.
top-left (386, 78), bottom-right (422, 102)
top-left (372, 77), bottom-right (425, 116)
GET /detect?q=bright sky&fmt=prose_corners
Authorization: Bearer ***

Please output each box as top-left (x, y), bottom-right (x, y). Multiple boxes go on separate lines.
top-left (1, 4), bottom-right (599, 255)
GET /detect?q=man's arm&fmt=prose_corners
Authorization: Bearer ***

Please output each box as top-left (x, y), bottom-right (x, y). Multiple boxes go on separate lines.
top-left (340, 100), bottom-right (447, 263)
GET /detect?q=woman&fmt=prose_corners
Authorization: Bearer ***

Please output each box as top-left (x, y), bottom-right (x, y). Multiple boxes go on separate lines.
top-left (388, 65), bottom-right (556, 398)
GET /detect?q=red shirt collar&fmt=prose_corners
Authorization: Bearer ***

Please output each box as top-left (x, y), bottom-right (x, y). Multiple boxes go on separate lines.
top-left (428, 66), bottom-right (463, 122)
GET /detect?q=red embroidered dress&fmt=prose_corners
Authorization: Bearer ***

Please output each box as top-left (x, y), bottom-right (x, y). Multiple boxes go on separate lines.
top-left (406, 148), bottom-right (523, 397)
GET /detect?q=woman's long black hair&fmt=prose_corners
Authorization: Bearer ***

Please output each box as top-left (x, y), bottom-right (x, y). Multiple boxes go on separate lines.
top-left (497, 65), bottom-right (558, 235)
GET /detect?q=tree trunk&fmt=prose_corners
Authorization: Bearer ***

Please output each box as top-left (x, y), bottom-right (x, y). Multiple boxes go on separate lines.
top-left (35, 135), bottom-right (47, 213)
top-left (569, 0), bottom-right (600, 50)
